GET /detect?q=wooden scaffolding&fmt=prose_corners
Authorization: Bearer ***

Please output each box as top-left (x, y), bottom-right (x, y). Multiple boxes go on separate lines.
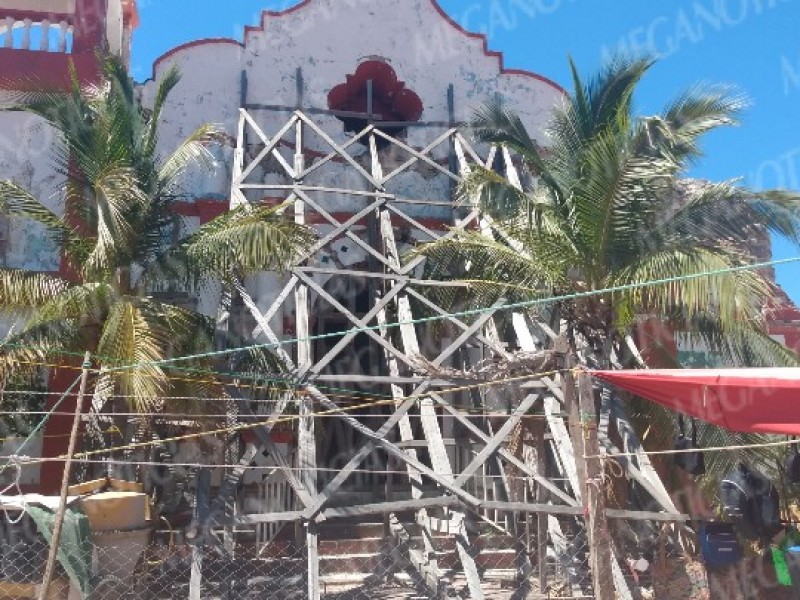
top-left (200, 101), bottom-right (690, 600)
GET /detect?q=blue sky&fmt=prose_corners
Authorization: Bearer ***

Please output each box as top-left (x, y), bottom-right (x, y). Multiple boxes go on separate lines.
top-left (130, 0), bottom-right (800, 301)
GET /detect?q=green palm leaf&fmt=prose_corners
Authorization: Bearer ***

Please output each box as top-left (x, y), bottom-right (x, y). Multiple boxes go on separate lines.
top-left (183, 204), bottom-right (315, 279)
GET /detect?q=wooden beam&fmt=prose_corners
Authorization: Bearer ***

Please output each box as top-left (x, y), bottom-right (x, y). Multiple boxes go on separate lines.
top-left (301, 397), bottom-right (417, 519)
top-left (189, 469), bottom-right (211, 600)
top-left (609, 393), bottom-right (677, 512)
top-left (573, 370), bottom-right (615, 600)
top-left (378, 208), bottom-right (485, 599)
top-left (389, 515), bottom-right (445, 596)
top-left (405, 287), bottom-right (509, 356)
top-left (216, 500), bottom-right (686, 526)
top-left (453, 393), bottom-right (538, 487)
top-left (294, 272), bottom-right (412, 375)
top-left (292, 129), bottom-right (320, 600)
top-left (293, 193), bottom-right (389, 265)
top-left (438, 400), bottom-right (578, 507)
top-left (236, 112), bottom-right (299, 183)
top-left (296, 112), bottom-right (380, 187)
top-left (375, 127), bottom-right (461, 183)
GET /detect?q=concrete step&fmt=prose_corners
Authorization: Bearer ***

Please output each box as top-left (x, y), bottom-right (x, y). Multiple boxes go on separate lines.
top-left (320, 538), bottom-right (386, 555)
top-left (320, 551), bottom-right (388, 574)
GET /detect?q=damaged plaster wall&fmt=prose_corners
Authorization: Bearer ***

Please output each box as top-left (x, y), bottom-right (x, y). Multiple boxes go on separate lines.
top-left (0, 110), bottom-right (63, 272)
top-left (134, 0), bottom-right (563, 329)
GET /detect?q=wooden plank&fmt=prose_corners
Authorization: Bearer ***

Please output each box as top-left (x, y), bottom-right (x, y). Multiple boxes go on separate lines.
top-left (509, 313), bottom-right (590, 596)
top-left (378, 209), bottom-right (485, 599)
top-left (533, 419), bottom-right (548, 595)
top-left (329, 496), bottom-right (458, 519)
top-left (389, 515), bottom-right (445, 596)
top-left (575, 370), bottom-right (616, 600)
top-left (609, 393), bottom-right (677, 513)
top-left (297, 127), bottom-right (374, 180)
top-left (547, 516), bottom-right (585, 598)
top-left (239, 183), bottom-right (391, 198)
top-left (230, 287), bottom-right (313, 508)
top-left (406, 287), bottom-right (509, 356)
top-left (307, 522), bottom-right (320, 600)
top-left (605, 509), bottom-right (689, 522)
top-left (236, 111), bottom-right (299, 183)
top-left (369, 140), bottom-right (446, 588)
top-left (298, 193), bottom-right (398, 272)
top-left (296, 266), bottom-right (469, 287)
top-left (438, 400), bottom-right (578, 507)
top-left (296, 112), bottom-right (380, 187)
top-left (294, 272), bottom-right (414, 374)
top-left (293, 135), bottom-right (320, 600)
top-left (429, 300), bottom-right (506, 367)
top-left (313, 374), bottom-right (427, 385)
top-left (230, 110), bottom-right (248, 207)
top-left (293, 193), bottom-right (388, 264)
top-left (544, 396), bottom-right (581, 502)
top-left (314, 390), bottom-right (484, 508)
top-left (189, 469), bottom-right (211, 600)
top-left (376, 303), bottom-right (443, 584)
top-left (302, 397), bottom-right (418, 519)
top-left (596, 433), bottom-right (682, 517)
top-left (375, 127), bottom-right (461, 183)
top-left (453, 394), bottom-right (538, 486)
top-left (384, 203), bottom-right (441, 240)
top-left (216, 500), bottom-right (682, 526)
top-left (233, 392), bottom-right (313, 507)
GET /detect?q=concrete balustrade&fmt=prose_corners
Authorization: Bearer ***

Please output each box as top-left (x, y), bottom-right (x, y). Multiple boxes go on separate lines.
top-left (0, 15), bottom-right (73, 52)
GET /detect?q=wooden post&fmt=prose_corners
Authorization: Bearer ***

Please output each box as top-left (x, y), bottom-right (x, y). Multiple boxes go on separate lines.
top-left (567, 366), bottom-right (615, 600)
top-left (532, 418), bottom-right (548, 594)
top-left (189, 468), bottom-right (211, 600)
top-left (293, 119), bottom-right (320, 600)
top-left (39, 352), bottom-right (91, 600)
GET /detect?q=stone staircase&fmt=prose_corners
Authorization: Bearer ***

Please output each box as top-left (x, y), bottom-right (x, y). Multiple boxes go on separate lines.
top-left (256, 512), bottom-right (524, 595)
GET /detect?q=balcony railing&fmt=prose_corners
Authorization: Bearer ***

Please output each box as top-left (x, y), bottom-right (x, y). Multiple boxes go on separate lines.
top-left (1, 16), bottom-right (74, 53)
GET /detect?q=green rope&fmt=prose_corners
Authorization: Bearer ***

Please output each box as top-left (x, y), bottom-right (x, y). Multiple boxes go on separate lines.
top-left (1, 254), bottom-right (799, 381)
top-left (107, 254), bottom-right (800, 372)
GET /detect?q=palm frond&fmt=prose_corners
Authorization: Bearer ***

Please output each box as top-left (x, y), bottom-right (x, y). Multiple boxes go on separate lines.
top-left (0, 180), bottom-right (85, 249)
top-left (96, 299), bottom-right (170, 412)
top-left (413, 228), bottom-right (568, 308)
top-left (0, 318), bottom-right (84, 377)
top-left (457, 166), bottom-right (531, 220)
top-left (614, 246), bottom-right (771, 329)
top-left (83, 165), bottom-right (149, 279)
top-left (144, 66), bottom-right (182, 158)
top-left (0, 269), bottom-right (70, 312)
top-left (157, 123), bottom-right (227, 195)
top-left (570, 128), bottom-right (676, 268)
top-left (470, 102), bottom-right (563, 200)
top-left (23, 283), bottom-right (115, 330)
top-left (657, 85), bottom-right (747, 163)
top-left (183, 204), bottom-right (315, 279)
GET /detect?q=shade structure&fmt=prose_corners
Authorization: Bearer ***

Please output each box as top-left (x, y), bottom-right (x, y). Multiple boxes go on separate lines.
top-left (593, 368), bottom-right (800, 435)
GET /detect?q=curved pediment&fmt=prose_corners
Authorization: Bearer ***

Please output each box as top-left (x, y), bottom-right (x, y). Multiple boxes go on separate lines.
top-left (147, 0), bottom-right (563, 144)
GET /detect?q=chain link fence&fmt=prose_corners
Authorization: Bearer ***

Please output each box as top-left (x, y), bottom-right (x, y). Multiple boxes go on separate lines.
top-left (5, 506), bottom-right (776, 599)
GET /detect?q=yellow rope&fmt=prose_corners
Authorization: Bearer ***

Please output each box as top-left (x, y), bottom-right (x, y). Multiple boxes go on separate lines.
top-left (17, 368), bottom-right (571, 465)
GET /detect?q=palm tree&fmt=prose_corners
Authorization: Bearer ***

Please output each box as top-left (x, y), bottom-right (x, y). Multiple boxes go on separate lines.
top-left (0, 56), bottom-right (315, 415)
top-left (416, 57), bottom-right (800, 487)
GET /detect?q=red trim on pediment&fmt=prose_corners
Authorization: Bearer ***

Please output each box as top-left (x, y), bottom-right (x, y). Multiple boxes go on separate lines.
top-left (150, 0), bottom-right (565, 96)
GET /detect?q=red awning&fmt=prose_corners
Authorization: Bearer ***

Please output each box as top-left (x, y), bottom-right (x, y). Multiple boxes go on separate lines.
top-left (593, 368), bottom-right (800, 435)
